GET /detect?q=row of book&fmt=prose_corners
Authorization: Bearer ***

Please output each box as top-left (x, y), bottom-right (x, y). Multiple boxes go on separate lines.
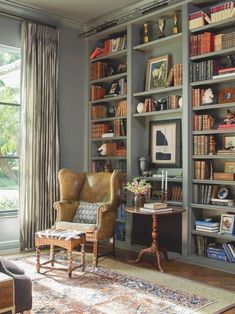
top-left (89, 34), bottom-right (127, 60)
top-left (97, 142), bottom-right (127, 157)
top-left (193, 184), bottom-right (235, 205)
top-left (91, 105), bottom-right (108, 120)
top-left (193, 114), bottom-right (214, 131)
top-left (207, 243), bottom-right (235, 263)
top-left (113, 119), bottom-right (126, 137)
top-left (92, 160), bottom-right (127, 173)
top-left (92, 123), bottom-right (110, 138)
top-left (90, 85), bottom-right (105, 101)
top-left (193, 135), bottom-right (215, 155)
top-left (168, 185), bottom-right (182, 201)
top-left (90, 61), bottom-right (108, 80)
top-left (189, 60), bottom-right (219, 82)
top-left (194, 160), bottom-right (211, 180)
top-left (189, 2), bottom-right (235, 30)
top-left (192, 88), bottom-right (207, 107)
top-left (190, 31), bottom-right (235, 57)
top-left (167, 64), bottom-right (183, 86)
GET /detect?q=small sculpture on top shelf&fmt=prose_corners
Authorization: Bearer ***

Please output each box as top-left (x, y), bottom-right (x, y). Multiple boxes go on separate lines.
top-left (202, 88), bottom-right (215, 105)
top-left (158, 17), bottom-right (166, 38)
top-left (209, 135), bottom-right (216, 155)
top-left (139, 156), bottom-right (150, 177)
top-left (172, 11), bottom-right (179, 34)
top-left (143, 21), bottom-right (151, 43)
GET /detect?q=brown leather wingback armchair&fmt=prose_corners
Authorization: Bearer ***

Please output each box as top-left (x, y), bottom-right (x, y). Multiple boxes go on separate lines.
top-left (53, 168), bottom-right (123, 266)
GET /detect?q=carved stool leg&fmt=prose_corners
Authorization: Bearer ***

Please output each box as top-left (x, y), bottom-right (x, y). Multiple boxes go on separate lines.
top-left (36, 247), bottom-right (41, 273)
top-left (68, 250), bottom-right (73, 278)
top-left (93, 241), bottom-right (98, 267)
top-left (50, 245), bottom-right (55, 266)
top-left (81, 242), bottom-right (85, 271)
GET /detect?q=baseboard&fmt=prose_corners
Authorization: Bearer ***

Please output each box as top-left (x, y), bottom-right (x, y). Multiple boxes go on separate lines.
top-left (0, 240), bottom-right (20, 251)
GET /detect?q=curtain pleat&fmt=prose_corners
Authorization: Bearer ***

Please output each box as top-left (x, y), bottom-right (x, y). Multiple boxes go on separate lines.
top-left (20, 22), bottom-right (60, 250)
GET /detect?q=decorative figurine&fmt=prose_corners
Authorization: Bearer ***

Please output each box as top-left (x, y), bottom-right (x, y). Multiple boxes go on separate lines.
top-left (202, 88), bottom-right (214, 104)
top-left (143, 22), bottom-right (151, 43)
top-left (158, 18), bottom-right (166, 38)
top-left (209, 135), bottom-right (216, 155)
top-left (224, 110), bottom-right (235, 125)
top-left (172, 11), bottom-right (179, 34)
top-left (139, 156), bottom-right (150, 176)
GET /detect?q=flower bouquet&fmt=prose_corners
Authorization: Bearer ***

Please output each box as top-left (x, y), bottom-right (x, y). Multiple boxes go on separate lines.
top-left (124, 177), bottom-right (151, 195)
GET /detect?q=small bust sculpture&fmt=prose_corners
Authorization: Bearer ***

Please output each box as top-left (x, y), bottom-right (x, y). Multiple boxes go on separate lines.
top-left (224, 110), bottom-right (235, 125)
top-left (202, 88), bottom-right (214, 104)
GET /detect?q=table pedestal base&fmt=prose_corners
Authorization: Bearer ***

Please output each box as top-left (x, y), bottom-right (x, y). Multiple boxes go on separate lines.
top-left (130, 213), bottom-right (169, 272)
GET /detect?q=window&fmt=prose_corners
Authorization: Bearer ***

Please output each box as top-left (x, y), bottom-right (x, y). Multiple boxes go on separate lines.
top-left (0, 46), bottom-right (21, 215)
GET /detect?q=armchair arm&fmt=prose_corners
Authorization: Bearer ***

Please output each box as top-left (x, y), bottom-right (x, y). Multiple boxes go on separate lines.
top-left (13, 273), bottom-right (32, 312)
top-left (96, 203), bottom-right (117, 240)
top-left (53, 200), bottom-right (79, 222)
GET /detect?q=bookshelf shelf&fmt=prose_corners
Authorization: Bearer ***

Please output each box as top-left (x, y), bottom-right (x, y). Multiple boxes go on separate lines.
top-left (190, 47), bottom-right (235, 61)
top-left (92, 136), bottom-right (127, 142)
top-left (91, 156), bottom-right (127, 160)
top-left (90, 49), bottom-right (127, 63)
top-left (193, 129), bottom-right (235, 135)
top-left (191, 230), bottom-right (235, 241)
top-left (191, 204), bottom-right (235, 213)
top-left (192, 155), bottom-right (235, 159)
top-left (190, 17), bottom-right (235, 33)
top-left (90, 95), bottom-right (127, 104)
top-left (192, 102), bottom-right (235, 111)
top-left (133, 85), bottom-right (182, 97)
top-left (133, 108), bottom-right (182, 118)
top-left (91, 116), bottom-right (127, 122)
top-left (90, 72), bottom-right (127, 84)
top-left (191, 76), bottom-right (235, 87)
top-left (193, 179), bottom-right (235, 186)
top-left (133, 33), bottom-right (182, 51)
top-left (140, 176), bottom-right (182, 183)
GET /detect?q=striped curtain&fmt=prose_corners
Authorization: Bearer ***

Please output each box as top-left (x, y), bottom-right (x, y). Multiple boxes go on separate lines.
top-left (20, 22), bottom-right (60, 250)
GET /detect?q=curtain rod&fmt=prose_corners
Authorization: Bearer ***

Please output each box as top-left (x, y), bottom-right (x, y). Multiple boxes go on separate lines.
top-left (0, 10), bottom-right (57, 28)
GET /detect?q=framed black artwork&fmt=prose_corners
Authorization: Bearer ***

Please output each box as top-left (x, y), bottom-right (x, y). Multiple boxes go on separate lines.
top-left (149, 119), bottom-right (181, 167)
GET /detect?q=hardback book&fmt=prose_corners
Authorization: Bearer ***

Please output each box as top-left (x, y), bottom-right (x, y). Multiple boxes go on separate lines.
top-left (102, 133), bottom-right (114, 138)
top-left (213, 172), bottom-right (235, 181)
top-left (211, 198), bottom-right (235, 206)
top-left (196, 226), bottom-right (219, 232)
top-left (222, 243), bottom-right (235, 263)
top-left (143, 202), bottom-right (167, 209)
top-left (139, 207), bottom-right (172, 213)
top-left (195, 220), bottom-right (219, 227)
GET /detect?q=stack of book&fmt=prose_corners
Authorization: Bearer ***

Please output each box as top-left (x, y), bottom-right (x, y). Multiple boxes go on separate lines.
top-left (169, 186), bottom-right (182, 201)
top-left (195, 219), bottom-right (220, 233)
top-left (194, 184), bottom-right (213, 204)
top-left (222, 242), bottom-right (235, 263)
top-left (211, 198), bottom-right (235, 206)
top-left (192, 88), bottom-right (205, 107)
top-left (92, 123), bottom-right (110, 139)
top-left (189, 11), bottom-right (210, 30)
top-left (213, 67), bottom-right (235, 79)
top-left (113, 119), bottom-right (126, 136)
top-left (193, 114), bottom-right (214, 131)
top-left (103, 35), bottom-right (127, 55)
top-left (140, 202), bottom-right (172, 213)
top-left (115, 100), bottom-right (127, 117)
top-left (143, 97), bottom-right (154, 112)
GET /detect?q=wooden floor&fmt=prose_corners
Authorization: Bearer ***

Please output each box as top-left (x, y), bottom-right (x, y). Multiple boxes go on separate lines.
top-left (111, 247), bottom-right (235, 314)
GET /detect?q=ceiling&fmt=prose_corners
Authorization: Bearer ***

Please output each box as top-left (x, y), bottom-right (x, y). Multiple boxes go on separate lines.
top-left (11, 0), bottom-right (145, 24)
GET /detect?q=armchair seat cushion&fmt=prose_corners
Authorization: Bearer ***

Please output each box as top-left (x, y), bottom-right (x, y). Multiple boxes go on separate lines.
top-left (54, 221), bottom-right (97, 233)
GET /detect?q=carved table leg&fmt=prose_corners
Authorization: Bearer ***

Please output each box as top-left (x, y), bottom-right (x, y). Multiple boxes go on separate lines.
top-left (36, 247), bottom-right (41, 273)
top-left (151, 214), bottom-right (163, 272)
top-left (68, 250), bottom-right (73, 278)
top-left (50, 245), bottom-right (55, 266)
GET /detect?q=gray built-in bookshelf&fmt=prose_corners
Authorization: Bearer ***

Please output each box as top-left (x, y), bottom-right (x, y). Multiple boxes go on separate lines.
top-left (84, 0), bottom-right (235, 273)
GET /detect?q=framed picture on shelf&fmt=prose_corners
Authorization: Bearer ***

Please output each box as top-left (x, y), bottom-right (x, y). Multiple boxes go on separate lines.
top-left (109, 82), bottom-right (119, 95)
top-left (218, 87), bottom-right (235, 104)
top-left (223, 136), bottom-right (235, 151)
top-left (220, 214), bottom-right (235, 235)
top-left (145, 55), bottom-right (169, 90)
top-left (224, 161), bottom-right (235, 174)
top-left (149, 119), bottom-right (181, 167)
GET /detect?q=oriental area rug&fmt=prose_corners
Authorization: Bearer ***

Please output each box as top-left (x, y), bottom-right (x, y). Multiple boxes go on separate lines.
top-left (13, 255), bottom-right (235, 314)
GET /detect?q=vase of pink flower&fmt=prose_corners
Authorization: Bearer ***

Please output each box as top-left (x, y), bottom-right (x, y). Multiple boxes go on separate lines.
top-left (124, 177), bottom-right (151, 209)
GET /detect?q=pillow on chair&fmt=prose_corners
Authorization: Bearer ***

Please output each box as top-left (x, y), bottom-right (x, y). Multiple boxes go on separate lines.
top-left (73, 201), bottom-right (104, 224)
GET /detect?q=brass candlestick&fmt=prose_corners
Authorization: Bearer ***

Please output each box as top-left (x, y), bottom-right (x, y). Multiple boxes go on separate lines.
top-left (161, 190), bottom-right (168, 204)
top-left (172, 11), bottom-right (179, 34)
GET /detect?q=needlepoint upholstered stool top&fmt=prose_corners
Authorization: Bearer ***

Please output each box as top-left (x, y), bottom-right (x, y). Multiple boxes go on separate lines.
top-left (35, 229), bottom-right (86, 278)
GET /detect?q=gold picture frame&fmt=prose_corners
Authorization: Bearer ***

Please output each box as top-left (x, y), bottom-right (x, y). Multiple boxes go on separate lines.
top-left (224, 161), bottom-right (235, 174)
top-left (145, 55), bottom-right (169, 91)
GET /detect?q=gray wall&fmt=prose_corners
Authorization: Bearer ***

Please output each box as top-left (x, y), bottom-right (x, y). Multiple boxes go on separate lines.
top-left (58, 26), bottom-right (85, 172)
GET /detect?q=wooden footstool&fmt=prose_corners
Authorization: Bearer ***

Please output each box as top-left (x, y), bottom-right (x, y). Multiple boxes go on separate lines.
top-left (0, 273), bottom-right (15, 314)
top-left (35, 229), bottom-right (86, 278)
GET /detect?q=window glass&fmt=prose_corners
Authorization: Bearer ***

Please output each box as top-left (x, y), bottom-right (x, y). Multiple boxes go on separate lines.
top-left (0, 47), bottom-right (20, 214)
